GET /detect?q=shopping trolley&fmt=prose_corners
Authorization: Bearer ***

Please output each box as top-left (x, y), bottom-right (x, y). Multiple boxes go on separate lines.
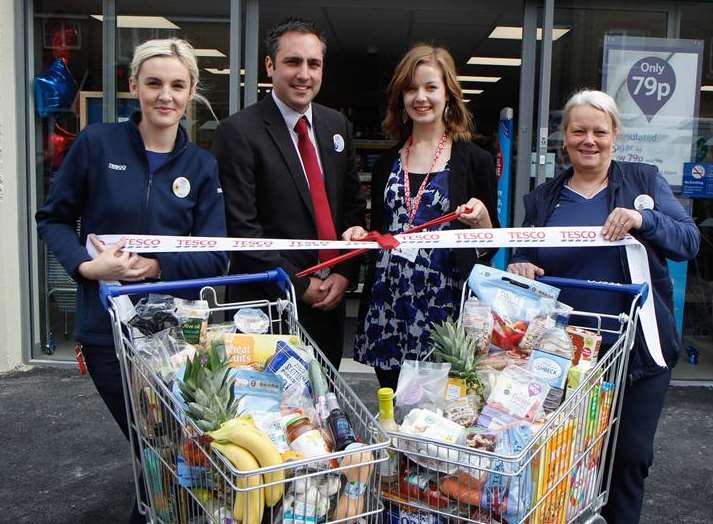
top-left (101, 270), bottom-right (390, 524)
top-left (381, 276), bottom-right (649, 524)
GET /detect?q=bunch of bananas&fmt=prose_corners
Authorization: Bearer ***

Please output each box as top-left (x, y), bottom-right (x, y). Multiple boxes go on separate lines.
top-left (209, 418), bottom-right (285, 524)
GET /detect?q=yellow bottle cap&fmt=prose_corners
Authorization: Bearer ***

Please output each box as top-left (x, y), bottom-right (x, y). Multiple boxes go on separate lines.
top-left (377, 387), bottom-right (394, 401)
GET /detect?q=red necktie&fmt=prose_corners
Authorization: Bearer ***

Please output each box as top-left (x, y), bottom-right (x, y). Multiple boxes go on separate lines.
top-left (294, 116), bottom-right (339, 262)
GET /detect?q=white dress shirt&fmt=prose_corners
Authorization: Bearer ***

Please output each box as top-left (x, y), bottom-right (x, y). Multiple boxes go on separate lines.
top-left (271, 90), bottom-right (325, 184)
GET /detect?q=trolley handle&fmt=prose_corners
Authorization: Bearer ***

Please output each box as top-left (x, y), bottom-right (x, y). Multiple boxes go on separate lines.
top-left (99, 268), bottom-right (290, 309)
top-left (537, 276), bottom-right (648, 303)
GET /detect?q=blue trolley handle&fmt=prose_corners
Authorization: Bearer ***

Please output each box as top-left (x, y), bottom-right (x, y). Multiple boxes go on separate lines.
top-left (99, 268), bottom-right (291, 310)
top-left (537, 276), bottom-right (648, 304)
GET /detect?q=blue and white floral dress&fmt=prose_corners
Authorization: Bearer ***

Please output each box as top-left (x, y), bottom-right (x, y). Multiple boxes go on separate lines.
top-left (354, 158), bottom-right (462, 370)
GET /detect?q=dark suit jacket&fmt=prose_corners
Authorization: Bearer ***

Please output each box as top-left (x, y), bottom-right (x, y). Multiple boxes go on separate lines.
top-left (358, 140), bottom-right (499, 322)
top-left (212, 95), bottom-right (366, 299)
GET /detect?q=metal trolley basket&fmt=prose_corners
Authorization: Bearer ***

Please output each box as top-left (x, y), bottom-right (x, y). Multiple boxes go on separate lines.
top-left (101, 270), bottom-right (390, 524)
top-left (382, 276), bottom-right (649, 524)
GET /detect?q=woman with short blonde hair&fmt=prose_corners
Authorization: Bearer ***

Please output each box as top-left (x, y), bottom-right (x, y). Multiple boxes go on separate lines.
top-left (36, 38), bottom-right (227, 523)
top-left (130, 37), bottom-right (200, 87)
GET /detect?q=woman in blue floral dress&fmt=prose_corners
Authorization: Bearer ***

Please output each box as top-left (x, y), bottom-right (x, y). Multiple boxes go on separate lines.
top-left (343, 45), bottom-right (499, 389)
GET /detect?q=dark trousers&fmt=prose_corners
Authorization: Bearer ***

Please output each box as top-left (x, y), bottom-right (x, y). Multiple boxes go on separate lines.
top-left (375, 367), bottom-right (401, 391)
top-left (297, 300), bottom-right (345, 370)
top-left (601, 368), bottom-right (671, 524)
top-left (83, 344), bottom-right (146, 524)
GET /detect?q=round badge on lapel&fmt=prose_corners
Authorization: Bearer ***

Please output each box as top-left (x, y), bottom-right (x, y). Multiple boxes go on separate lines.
top-left (333, 133), bottom-right (345, 153)
top-left (634, 194), bottom-right (654, 211)
top-left (173, 177), bottom-right (191, 198)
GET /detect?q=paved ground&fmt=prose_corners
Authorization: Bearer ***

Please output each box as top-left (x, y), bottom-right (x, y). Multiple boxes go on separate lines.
top-left (1, 366), bottom-right (712, 524)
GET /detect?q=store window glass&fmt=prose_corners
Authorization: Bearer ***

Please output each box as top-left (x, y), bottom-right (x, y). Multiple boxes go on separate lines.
top-left (260, 0), bottom-right (523, 150)
top-left (32, 0), bottom-right (103, 359)
top-left (115, 1), bottom-right (231, 149)
top-left (546, 1), bottom-right (668, 178)
top-left (678, 1), bottom-right (713, 381)
top-left (31, 1), bottom-right (231, 361)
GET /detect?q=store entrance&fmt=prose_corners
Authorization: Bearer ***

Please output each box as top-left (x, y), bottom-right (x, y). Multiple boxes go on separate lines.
top-left (258, 0), bottom-right (528, 368)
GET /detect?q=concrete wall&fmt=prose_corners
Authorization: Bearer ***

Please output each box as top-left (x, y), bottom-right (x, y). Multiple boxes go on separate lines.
top-left (0, 0), bottom-right (26, 372)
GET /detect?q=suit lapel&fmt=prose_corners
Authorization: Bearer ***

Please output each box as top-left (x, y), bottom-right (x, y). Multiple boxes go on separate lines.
top-left (312, 106), bottom-right (338, 220)
top-left (261, 96), bottom-right (315, 219)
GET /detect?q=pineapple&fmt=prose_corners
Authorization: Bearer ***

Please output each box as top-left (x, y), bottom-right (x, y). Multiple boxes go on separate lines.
top-left (429, 317), bottom-right (486, 404)
top-left (177, 345), bottom-right (241, 432)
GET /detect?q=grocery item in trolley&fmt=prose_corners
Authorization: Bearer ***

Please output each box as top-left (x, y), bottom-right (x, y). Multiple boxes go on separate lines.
top-left (377, 275), bottom-right (648, 524)
top-left (398, 408), bottom-right (467, 473)
top-left (394, 360), bottom-right (451, 417)
top-left (468, 265), bottom-right (562, 353)
top-left (103, 272), bottom-right (389, 524)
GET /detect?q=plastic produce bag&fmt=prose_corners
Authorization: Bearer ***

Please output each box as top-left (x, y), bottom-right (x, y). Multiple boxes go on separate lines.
top-left (468, 266), bottom-right (561, 352)
top-left (480, 424), bottom-right (535, 522)
top-left (394, 360), bottom-right (450, 417)
top-left (135, 327), bottom-right (195, 379)
top-left (129, 294), bottom-right (178, 336)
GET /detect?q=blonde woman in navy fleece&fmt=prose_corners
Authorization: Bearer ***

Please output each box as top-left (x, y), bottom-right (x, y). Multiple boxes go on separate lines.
top-left (36, 38), bottom-right (227, 522)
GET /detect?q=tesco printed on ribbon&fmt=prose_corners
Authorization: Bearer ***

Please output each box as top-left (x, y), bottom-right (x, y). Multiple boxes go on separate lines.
top-left (560, 229), bottom-right (599, 241)
top-left (508, 230), bottom-right (546, 241)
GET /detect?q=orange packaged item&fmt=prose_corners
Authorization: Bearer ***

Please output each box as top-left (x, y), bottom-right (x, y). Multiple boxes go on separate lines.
top-left (440, 470), bottom-right (484, 506)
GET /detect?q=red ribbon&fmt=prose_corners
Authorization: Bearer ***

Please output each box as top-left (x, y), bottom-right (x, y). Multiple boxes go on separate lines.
top-left (295, 207), bottom-right (472, 278)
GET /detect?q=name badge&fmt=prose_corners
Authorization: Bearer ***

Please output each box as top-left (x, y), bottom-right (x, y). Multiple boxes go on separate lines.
top-left (173, 177), bottom-right (191, 198)
top-left (634, 194), bottom-right (654, 211)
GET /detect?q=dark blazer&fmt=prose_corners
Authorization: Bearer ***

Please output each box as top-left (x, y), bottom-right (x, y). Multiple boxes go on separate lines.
top-left (358, 140), bottom-right (500, 320)
top-left (212, 95), bottom-right (366, 298)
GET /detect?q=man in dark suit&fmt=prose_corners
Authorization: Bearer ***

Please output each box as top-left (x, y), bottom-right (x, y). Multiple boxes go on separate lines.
top-left (212, 18), bottom-right (365, 369)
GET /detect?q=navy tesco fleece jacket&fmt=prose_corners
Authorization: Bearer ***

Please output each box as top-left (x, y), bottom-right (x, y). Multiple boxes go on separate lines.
top-left (512, 161), bottom-right (700, 380)
top-left (36, 112), bottom-right (228, 346)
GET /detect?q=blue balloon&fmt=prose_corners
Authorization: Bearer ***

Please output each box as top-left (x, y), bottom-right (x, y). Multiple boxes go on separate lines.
top-left (34, 58), bottom-right (77, 118)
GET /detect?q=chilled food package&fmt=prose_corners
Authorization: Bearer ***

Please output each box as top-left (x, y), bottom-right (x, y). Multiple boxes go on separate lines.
top-left (440, 470), bottom-right (485, 507)
top-left (460, 297), bottom-right (493, 355)
top-left (398, 408), bottom-right (466, 473)
top-left (394, 360), bottom-right (451, 417)
top-left (464, 427), bottom-right (498, 451)
top-left (223, 333), bottom-right (299, 369)
top-left (174, 298), bottom-right (210, 347)
top-left (399, 470), bottom-right (451, 508)
top-left (467, 266), bottom-right (562, 352)
top-left (483, 365), bottom-right (550, 422)
top-left (265, 340), bottom-right (313, 394)
top-left (234, 307), bottom-right (271, 334)
top-left (444, 394), bottom-right (480, 427)
top-left (232, 369), bottom-right (284, 415)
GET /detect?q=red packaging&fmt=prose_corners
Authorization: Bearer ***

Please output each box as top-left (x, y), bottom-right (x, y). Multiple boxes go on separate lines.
top-left (567, 326), bottom-right (602, 366)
